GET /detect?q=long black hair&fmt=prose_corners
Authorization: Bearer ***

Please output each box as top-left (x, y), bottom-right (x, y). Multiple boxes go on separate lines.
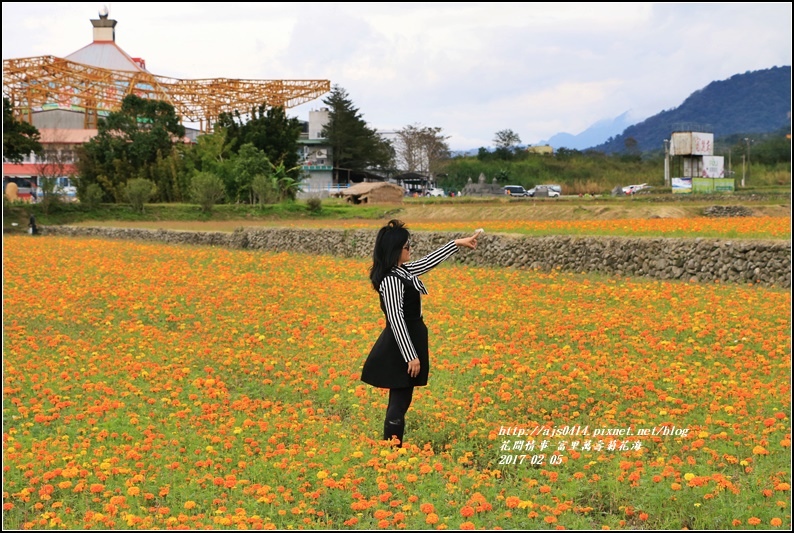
top-left (369, 219), bottom-right (409, 290)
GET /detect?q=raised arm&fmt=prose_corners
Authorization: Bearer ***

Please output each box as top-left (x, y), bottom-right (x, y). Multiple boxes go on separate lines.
top-left (402, 240), bottom-right (458, 277)
top-left (403, 232), bottom-right (480, 276)
top-left (380, 276), bottom-right (419, 363)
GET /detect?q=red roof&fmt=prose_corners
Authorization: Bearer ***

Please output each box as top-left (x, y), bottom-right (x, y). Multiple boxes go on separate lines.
top-left (3, 162), bottom-right (78, 177)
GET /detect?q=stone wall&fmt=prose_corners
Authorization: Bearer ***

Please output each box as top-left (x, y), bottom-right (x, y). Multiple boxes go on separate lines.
top-left (41, 225), bottom-right (791, 288)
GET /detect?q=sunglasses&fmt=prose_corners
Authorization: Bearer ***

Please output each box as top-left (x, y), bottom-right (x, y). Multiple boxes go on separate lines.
top-left (403, 243), bottom-right (411, 251)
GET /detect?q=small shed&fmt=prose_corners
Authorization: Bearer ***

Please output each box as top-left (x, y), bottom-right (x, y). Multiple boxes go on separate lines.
top-left (337, 181), bottom-right (404, 204)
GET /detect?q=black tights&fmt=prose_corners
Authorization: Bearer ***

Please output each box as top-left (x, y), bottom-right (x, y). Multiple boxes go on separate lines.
top-left (384, 387), bottom-right (414, 446)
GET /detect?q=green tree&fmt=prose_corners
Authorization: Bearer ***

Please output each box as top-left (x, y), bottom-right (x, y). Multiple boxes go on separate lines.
top-left (80, 183), bottom-right (104, 210)
top-left (493, 129), bottom-right (522, 160)
top-left (251, 173), bottom-right (277, 206)
top-left (125, 178), bottom-right (157, 213)
top-left (3, 97), bottom-right (43, 163)
top-left (269, 161), bottom-right (303, 201)
top-left (185, 128), bottom-right (234, 202)
top-left (190, 171), bottom-right (226, 213)
top-left (232, 143), bottom-right (271, 203)
top-left (216, 104), bottom-right (303, 183)
top-left (76, 94), bottom-right (185, 202)
top-left (321, 85), bottom-right (393, 183)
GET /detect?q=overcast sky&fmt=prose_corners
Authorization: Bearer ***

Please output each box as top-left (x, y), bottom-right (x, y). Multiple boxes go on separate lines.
top-left (3, 2), bottom-right (791, 151)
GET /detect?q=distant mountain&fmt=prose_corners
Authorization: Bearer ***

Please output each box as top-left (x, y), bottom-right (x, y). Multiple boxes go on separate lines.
top-left (538, 111), bottom-right (636, 151)
top-left (590, 66), bottom-right (791, 154)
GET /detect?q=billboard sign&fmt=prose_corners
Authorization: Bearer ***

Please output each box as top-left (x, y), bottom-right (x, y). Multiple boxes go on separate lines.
top-left (672, 177), bottom-right (692, 194)
top-left (701, 156), bottom-right (725, 178)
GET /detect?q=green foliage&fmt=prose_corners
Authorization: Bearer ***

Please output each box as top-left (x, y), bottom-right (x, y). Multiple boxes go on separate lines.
top-left (270, 161), bottom-right (303, 202)
top-left (251, 173), bottom-right (277, 206)
top-left (3, 97), bottom-right (43, 163)
top-left (190, 172), bottom-right (226, 213)
top-left (76, 94), bottom-right (185, 202)
top-left (125, 178), bottom-right (157, 214)
top-left (216, 104), bottom-right (303, 183)
top-left (321, 85), bottom-right (394, 181)
top-left (492, 129), bottom-right (522, 161)
top-left (81, 183), bottom-right (104, 210)
top-left (233, 143), bottom-right (271, 203)
top-left (36, 177), bottom-right (61, 215)
top-left (140, 147), bottom-right (190, 202)
top-left (306, 197), bottom-right (322, 213)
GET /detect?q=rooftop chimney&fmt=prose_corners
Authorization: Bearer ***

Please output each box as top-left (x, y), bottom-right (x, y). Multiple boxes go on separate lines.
top-left (91, 5), bottom-right (116, 42)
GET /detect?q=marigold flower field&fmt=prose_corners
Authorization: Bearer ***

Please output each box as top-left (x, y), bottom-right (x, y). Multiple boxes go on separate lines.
top-left (3, 234), bottom-right (791, 530)
top-left (218, 216), bottom-right (792, 239)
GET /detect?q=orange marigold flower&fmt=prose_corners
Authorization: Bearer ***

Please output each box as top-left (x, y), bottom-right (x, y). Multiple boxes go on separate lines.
top-left (544, 515), bottom-right (558, 524)
top-left (89, 484), bottom-right (104, 494)
top-left (460, 521), bottom-right (475, 530)
top-left (752, 445), bottom-right (769, 456)
top-left (505, 496), bottom-right (521, 509)
top-left (460, 505), bottom-right (475, 518)
top-left (184, 501), bottom-right (196, 510)
top-left (775, 483), bottom-right (790, 491)
top-left (771, 518), bottom-right (783, 527)
top-left (747, 517), bottom-right (761, 526)
top-left (421, 503), bottom-right (435, 514)
top-left (426, 513), bottom-right (439, 525)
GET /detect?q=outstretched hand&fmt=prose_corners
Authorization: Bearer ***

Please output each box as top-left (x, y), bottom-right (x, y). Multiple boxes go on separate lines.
top-left (454, 230), bottom-right (481, 250)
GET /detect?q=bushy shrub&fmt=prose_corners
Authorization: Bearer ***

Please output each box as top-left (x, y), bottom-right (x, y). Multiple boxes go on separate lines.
top-left (37, 177), bottom-right (61, 214)
top-left (306, 197), bottom-right (322, 213)
top-left (126, 178), bottom-right (157, 213)
top-left (251, 173), bottom-right (277, 206)
top-left (81, 183), bottom-right (104, 210)
top-left (190, 172), bottom-right (226, 213)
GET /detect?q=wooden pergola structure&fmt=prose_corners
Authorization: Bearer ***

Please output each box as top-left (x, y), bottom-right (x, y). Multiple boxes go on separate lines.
top-left (3, 55), bottom-right (330, 131)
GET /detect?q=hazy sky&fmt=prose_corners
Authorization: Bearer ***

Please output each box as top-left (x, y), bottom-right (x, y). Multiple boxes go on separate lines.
top-left (2, 2), bottom-right (791, 151)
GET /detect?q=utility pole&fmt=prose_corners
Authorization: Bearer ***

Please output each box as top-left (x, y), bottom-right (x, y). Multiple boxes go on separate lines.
top-left (663, 139), bottom-right (670, 187)
top-left (744, 138), bottom-right (751, 187)
top-left (741, 154), bottom-right (746, 188)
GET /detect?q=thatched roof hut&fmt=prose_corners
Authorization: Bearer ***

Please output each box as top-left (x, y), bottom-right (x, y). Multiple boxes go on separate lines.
top-left (336, 181), bottom-right (404, 204)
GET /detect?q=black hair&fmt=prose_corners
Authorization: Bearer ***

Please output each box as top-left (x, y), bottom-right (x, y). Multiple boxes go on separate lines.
top-left (369, 219), bottom-right (410, 291)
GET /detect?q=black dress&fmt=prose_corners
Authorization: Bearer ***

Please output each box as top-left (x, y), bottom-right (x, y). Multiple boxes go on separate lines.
top-left (361, 241), bottom-right (459, 389)
top-left (361, 273), bottom-right (429, 388)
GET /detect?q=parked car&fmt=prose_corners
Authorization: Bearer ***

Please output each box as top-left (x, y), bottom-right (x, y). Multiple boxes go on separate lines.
top-left (621, 183), bottom-right (649, 195)
top-left (503, 185), bottom-right (528, 197)
top-left (528, 185), bottom-right (560, 198)
top-left (425, 187), bottom-right (446, 197)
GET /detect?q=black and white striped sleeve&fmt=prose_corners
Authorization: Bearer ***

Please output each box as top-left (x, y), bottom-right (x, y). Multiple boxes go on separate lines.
top-left (403, 240), bottom-right (458, 277)
top-left (379, 276), bottom-right (419, 363)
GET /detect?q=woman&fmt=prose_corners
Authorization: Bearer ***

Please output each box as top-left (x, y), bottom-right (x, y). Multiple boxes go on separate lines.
top-left (361, 220), bottom-right (480, 447)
